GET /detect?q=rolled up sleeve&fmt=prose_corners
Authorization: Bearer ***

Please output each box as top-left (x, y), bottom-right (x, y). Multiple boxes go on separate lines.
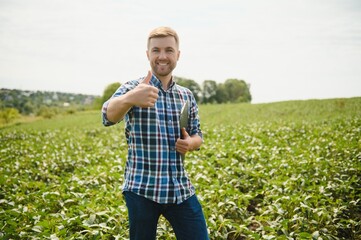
top-left (101, 100), bottom-right (116, 127)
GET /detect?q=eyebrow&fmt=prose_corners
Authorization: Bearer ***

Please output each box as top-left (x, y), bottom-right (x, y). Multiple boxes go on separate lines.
top-left (151, 46), bottom-right (176, 51)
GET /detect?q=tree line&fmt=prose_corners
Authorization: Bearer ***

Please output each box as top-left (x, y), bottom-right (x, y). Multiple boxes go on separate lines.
top-left (0, 77), bottom-right (251, 124)
top-left (101, 77), bottom-right (252, 105)
top-left (0, 89), bottom-right (97, 123)
top-left (175, 77), bottom-right (251, 103)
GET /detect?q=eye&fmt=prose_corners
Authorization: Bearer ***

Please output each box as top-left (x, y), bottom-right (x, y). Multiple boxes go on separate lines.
top-left (152, 48), bottom-right (159, 53)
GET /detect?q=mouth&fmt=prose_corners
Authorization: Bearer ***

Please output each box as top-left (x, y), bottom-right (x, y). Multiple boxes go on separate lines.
top-left (157, 62), bottom-right (168, 66)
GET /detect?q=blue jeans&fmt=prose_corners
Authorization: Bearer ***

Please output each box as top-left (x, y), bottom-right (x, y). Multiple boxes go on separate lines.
top-left (123, 191), bottom-right (209, 240)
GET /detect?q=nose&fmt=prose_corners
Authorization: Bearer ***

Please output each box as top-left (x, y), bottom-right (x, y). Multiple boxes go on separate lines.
top-left (159, 50), bottom-right (167, 59)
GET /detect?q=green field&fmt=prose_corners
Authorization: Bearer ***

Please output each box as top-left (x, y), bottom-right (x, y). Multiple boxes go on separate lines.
top-left (1, 98), bottom-right (360, 239)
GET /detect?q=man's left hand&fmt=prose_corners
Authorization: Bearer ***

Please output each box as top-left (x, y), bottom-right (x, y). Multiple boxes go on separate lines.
top-left (175, 128), bottom-right (192, 154)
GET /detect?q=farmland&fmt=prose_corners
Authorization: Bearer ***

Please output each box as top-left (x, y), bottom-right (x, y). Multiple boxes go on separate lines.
top-left (1, 98), bottom-right (360, 239)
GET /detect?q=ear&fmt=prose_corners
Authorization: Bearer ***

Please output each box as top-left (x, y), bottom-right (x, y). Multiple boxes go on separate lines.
top-left (177, 50), bottom-right (181, 61)
top-left (146, 50), bottom-right (150, 60)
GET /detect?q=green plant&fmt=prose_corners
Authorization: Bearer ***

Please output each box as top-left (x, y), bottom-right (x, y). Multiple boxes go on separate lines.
top-left (1, 98), bottom-right (360, 239)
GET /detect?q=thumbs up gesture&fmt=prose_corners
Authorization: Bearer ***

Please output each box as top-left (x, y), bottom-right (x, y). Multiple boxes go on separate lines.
top-left (175, 128), bottom-right (192, 154)
top-left (129, 71), bottom-right (159, 108)
top-left (141, 70), bottom-right (152, 84)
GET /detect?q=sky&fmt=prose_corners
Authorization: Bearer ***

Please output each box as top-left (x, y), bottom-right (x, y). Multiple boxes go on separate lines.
top-left (0, 0), bottom-right (360, 103)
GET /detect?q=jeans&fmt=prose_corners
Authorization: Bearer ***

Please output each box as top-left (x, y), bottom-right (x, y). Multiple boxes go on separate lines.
top-left (123, 191), bottom-right (209, 240)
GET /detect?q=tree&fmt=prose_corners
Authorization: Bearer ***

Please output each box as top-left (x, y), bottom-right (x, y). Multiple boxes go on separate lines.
top-left (223, 79), bottom-right (252, 103)
top-left (102, 82), bottom-right (121, 104)
top-left (22, 102), bottom-right (34, 115)
top-left (174, 77), bottom-right (201, 102)
top-left (202, 80), bottom-right (218, 104)
top-left (238, 82), bottom-right (252, 103)
top-left (215, 83), bottom-right (229, 103)
top-left (0, 108), bottom-right (20, 124)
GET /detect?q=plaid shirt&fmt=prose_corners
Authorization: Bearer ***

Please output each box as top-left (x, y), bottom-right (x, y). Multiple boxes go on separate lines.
top-left (102, 75), bottom-right (202, 204)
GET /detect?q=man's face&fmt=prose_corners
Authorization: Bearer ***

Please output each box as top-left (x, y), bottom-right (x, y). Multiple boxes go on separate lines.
top-left (147, 36), bottom-right (180, 81)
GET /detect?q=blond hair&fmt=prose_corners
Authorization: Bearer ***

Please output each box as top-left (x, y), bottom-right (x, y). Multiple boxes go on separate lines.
top-left (147, 26), bottom-right (179, 49)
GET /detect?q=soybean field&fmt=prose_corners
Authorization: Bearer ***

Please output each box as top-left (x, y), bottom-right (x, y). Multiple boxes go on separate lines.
top-left (1, 98), bottom-right (360, 239)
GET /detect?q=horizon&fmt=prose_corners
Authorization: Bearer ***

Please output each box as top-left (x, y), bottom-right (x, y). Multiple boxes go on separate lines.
top-left (2, 87), bottom-right (360, 105)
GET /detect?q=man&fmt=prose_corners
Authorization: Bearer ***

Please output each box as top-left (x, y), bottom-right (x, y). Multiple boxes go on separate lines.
top-left (102, 26), bottom-right (209, 240)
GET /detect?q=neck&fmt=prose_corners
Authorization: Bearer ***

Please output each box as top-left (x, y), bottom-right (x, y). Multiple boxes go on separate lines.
top-left (157, 75), bottom-right (173, 90)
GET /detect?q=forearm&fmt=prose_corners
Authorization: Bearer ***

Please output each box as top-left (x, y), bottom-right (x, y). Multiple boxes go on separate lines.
top-left (106, 94), bottom-right (134, 123)
top-left (190, 134), bottom-right (203, 151)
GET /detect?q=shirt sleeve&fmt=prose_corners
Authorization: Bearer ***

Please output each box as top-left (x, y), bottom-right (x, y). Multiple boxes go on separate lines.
top-left (188, 91), bottom-right (203, 140)
top-left (101, 80), bottom-right (139, 127)
top-left (101, 100), bottom-right (115, 126)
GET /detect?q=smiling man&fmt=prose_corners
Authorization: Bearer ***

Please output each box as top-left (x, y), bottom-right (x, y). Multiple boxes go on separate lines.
top-left (102, 27), bottom-right (209, 240)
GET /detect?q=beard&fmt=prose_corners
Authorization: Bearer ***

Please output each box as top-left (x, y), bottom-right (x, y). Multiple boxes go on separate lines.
top-left (151, 62), bottom-right (177, 78)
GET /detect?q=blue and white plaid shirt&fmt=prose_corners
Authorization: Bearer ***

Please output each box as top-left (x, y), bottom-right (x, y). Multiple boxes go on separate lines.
top-left (102, 75), bottom-right (202, 204)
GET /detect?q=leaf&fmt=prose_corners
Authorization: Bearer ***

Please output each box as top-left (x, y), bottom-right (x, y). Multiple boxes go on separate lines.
top-left (50, 234), bottom-right (59, 240)
top-left (299, 232), bottom-right (312, 238)
top-left (32, 225), bottom-right (43, 233)
top-left (312, 231), bottom-right (320, 239)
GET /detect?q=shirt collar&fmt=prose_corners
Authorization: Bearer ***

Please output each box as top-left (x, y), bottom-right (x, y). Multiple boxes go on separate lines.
top-left (150, 75), bottom-right (176, 91)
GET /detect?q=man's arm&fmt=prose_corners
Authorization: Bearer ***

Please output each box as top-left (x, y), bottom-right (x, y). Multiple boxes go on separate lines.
top-left (104, 71), bottom-right (159, 123)
top-left (189, 134), bottom-right (203, 151)
top-left (105, 94), bottom-right (135, 123)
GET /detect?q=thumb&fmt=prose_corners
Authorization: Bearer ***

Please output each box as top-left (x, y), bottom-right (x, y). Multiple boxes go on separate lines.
top-left (181, 128), bottom-right (189, 139)
top-left (142, 70), bottom-right (152, 84)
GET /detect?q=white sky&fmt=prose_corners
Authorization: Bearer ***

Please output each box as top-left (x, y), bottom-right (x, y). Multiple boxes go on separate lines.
top-left (0, 0), bottom-right (360, 103)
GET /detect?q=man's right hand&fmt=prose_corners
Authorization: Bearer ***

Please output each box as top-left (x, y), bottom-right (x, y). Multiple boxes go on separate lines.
top-left (129, 71), bottom-right (159, 108)
top-left (105, 71), bottom-right (159, 123)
